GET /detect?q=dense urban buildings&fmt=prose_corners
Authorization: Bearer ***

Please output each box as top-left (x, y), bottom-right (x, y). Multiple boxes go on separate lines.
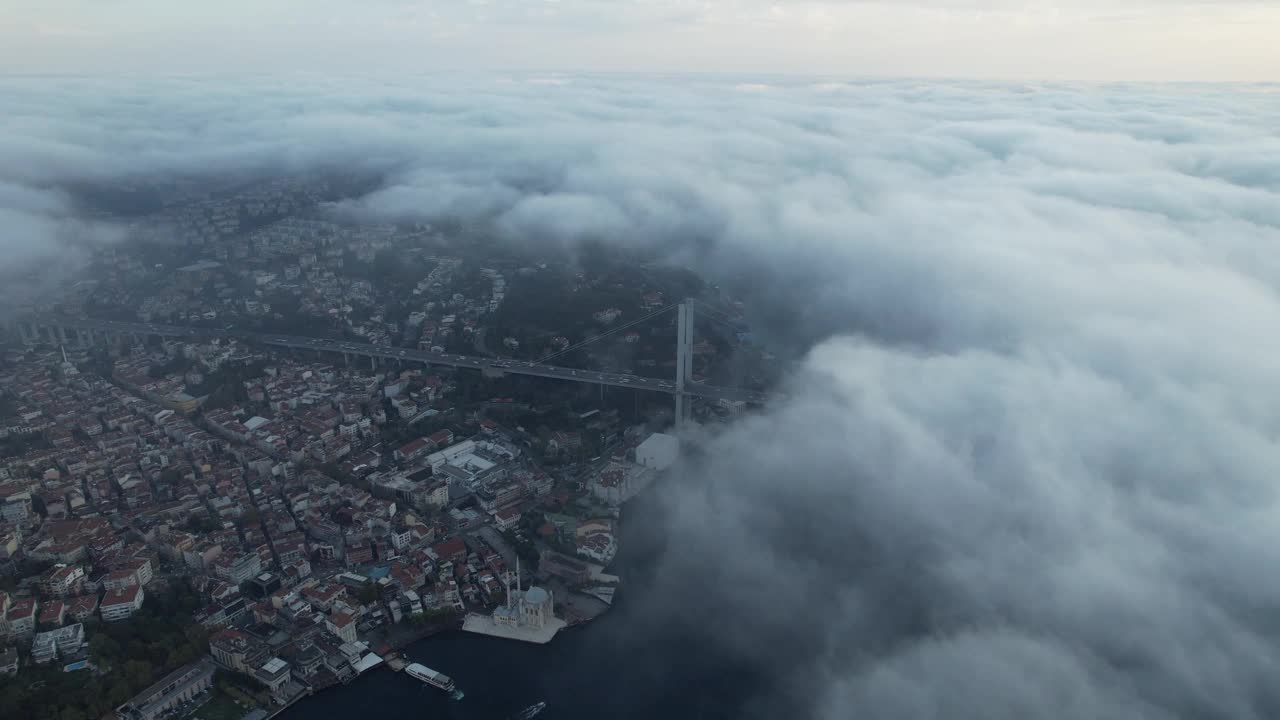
top-left (0, 187), bottom-right (762, 717)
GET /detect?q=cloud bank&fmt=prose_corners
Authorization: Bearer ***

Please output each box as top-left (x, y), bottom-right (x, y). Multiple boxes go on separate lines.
top-left (5, 74), bottom-right (1280, 717)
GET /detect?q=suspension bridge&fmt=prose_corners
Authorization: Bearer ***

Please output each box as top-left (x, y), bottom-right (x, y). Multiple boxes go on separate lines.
top-left (15, 300), bottom-right (768, 431)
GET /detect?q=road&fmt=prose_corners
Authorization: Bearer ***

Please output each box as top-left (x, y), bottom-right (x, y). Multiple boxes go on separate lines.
top-left (26, 316), bottom-right (771, 404)
top-left (473, 526), bottom-right (518, 572)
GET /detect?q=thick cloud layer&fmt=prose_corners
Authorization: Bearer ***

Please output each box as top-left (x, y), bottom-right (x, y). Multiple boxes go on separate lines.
top-left (5, 75), bottom-right (1280, 717)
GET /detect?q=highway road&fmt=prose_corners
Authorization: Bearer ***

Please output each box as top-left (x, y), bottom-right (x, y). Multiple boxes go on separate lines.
top-left (26, 316), bottom-right (770, 404)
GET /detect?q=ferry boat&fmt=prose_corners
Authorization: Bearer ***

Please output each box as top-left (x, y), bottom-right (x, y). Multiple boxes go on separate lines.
top-left (404, 662), bottom-right (463, 699)
top-left (513, 701), bottom-right (546, 719)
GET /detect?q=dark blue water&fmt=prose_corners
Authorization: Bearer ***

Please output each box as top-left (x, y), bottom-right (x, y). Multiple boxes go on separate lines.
top-left (280, 608), bottom-right (750, 720)
top-left (281, 491), bottom-right (774, 720)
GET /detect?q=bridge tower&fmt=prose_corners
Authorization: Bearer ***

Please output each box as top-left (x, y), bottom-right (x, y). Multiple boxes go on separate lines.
top-left (675, 301), bottom-right (695, 433)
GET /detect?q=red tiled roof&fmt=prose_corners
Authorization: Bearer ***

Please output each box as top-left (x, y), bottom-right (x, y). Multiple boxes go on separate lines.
top-left (38, 601), bottom-right (65, 623)
top-left (8, 598), bottom-right (37, 618)
top-left (432, 537), bottom-right (467, 560)
top-left (397, 438), bottom-right (429, 456)
top-left (102, 584), bottom-right (141, 606)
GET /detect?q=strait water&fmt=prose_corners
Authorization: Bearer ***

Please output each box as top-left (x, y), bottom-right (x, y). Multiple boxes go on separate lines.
top-left (279, 491), bottom-right (769, 720)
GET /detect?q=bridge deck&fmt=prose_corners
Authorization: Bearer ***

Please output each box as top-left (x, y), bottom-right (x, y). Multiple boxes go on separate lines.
top-left (26, 317), bottom-right (769, 404)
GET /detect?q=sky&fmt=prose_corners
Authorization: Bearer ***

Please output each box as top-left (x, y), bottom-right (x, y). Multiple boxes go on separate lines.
top-left (4, 72), bottom-right (1280, 718)
top-left (2, 0), bottom-right (1279, 80)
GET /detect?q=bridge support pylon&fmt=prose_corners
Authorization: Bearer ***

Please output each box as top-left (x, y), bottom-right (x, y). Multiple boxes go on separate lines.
top-left (675, 301), bottom-right (694, 434)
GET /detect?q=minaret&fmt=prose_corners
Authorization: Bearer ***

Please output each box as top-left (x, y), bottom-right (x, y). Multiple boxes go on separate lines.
top-left (516, 555), bottom-right (522, 595)
top-left (504, 563), bottom-right (511, 609)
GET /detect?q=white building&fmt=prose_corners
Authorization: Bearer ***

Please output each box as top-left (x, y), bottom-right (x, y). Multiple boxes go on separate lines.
top-left (426, 481), bottom-right (450, 509)
top-left (425, 440), bottom-right (477, 470)
top-left (592, 459), bottom-right (658, 507)
top-left (591, 466), bottom-right (629, 506)
top-left (30, 623), bottom-right (85, 664)
top-left (101, 585), bottom-right (145, 622)
top-left (519, 587), bottom-right (554, 629)
top-left (215, 552), bottom-right (262, 585)
top-left (116, 660), bottom-right (216, 720)
top-left (131, 558), bottom-right (155, 586)
top-left (253, 657), bottom-right (292, 697)
top-left (103, 569), bottom-right (140, 592)
top-left (489, 553), bottom-right (554, 630)
top-left (493, 580), bottom-right (555, 631)
top-left (326, 612), bottom-right (357, 644)
top-left (40, 565), bottom-right (85, 597)
top-left (576, 532), bottom-right (617, 564)
top-left (493, 506), bottom-right (521, 532)
top-left (6, 598), bottom-right (37, 637)
top-left (636, 432), bottom-right (679, 471)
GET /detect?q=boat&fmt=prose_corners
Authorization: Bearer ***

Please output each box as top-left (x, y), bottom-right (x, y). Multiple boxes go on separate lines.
top-left (404, 662), bottom-right (464, 699)
top-left (512, 701), bottom-right (546, 719)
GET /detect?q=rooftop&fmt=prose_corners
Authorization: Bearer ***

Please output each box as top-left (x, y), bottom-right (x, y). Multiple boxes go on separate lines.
top-left (103, 584), bottom-right (142, 605)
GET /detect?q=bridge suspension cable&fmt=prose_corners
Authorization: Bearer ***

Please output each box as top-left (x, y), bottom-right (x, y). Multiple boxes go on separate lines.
top-left (535, 303), bottom-right (678, 364)
top-left (690, 299), bottom-right (746, 332)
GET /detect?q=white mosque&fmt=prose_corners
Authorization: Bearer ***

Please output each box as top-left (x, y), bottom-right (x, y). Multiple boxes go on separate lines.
top-left (493, 560), bottom-right (554, 630)
top-left (465, 557), bottom-right (567, 643)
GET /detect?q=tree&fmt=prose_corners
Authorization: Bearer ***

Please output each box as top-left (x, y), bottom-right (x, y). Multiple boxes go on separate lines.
top-left (125, 656), bottom-right (155, 689)
top-left (90, 634), bottom-right (122, 665)
top-left (410, 607), bottom-right (461, 624)
top-left (503, 529), bottom-right (541, 571)
top-left (107, 681), bottom-right (132, 706)
top-left (183, 514), bottom-right (219, 533)
top-left (0, 580), bottom-right (216, 719)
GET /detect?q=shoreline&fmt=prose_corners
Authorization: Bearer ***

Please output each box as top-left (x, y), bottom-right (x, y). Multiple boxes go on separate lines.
top-left (273, 484), bottom-right (685, 720)
top-left (257, 617), bottom-right (464, 718)
top-left (272, 484), bottom-right (650, 716)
